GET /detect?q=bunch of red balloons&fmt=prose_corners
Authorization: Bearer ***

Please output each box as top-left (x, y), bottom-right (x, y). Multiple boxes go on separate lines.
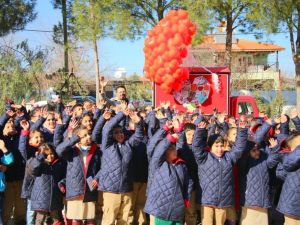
top-left (144, 9), bottom-right (196, 94)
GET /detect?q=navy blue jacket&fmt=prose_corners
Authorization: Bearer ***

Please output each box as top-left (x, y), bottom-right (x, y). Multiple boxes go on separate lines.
top-left (277, 146), bottom-right (300, 218)
top-left (144, 136), bottom-right (192, 222)
top-left (56, 137), bottom-right (101, 202)
top-left (97, 112), bottom-right (144, 193)
top-left (28, 155), bottom-right (66, 212)
top-left (0, 113), bottom-right (25, 182)
top-left (192, 127), bottom-right (248, 207)
top-left (238, 145), bottom-right (280, 208)
top-left (18, 131), bottom-right (40, 199)
top-left (177, 132), bottom-right (198, 189)
top-left (291, 116), bottom-right (300, 132)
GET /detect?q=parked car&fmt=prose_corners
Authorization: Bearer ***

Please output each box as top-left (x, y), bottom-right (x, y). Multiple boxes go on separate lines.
top-left (72, 96), bottom-right (96, 104)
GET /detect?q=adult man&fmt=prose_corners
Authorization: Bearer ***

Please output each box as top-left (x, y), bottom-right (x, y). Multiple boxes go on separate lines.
top-left (111, 85), bottom-right (129, 106)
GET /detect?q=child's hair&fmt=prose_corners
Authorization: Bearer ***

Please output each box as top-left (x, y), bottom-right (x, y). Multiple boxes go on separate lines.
top-left (29, 107), bottom-right (41, 119)
top-left (73, 125), bottom-right (89, 137)
top-left (208, 134), bottom-right (224, 147)
top-left (78, 112), bottom-right (94, 125)
top-left (184, 123), bottom-right (196, 132)
top-left (113, 124), bottom-right (123, 132)
top-left (72, 103), bottom-right (83, 111)
top-left (286, 132), bottom-right (300, 151)
top-left (38, 143), bottom-right (57, 157)
top-left (29, 129), bottom-right (43, 139)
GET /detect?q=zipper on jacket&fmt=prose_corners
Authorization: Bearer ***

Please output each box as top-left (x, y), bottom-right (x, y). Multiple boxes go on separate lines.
top-left (218, 158), bottom-right (222, 206)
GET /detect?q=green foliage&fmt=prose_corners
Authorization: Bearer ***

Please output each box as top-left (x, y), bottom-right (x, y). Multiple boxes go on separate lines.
top-left (0, 0), bottom-right (37, 36)
top-left (52, 0), bottom-right (76, 45)
top-left (0, 41), bottom-right (46, 112)
top-left (125, 73), bottom-right (151, 101)
top-left (72, 0), bottom-right (143, 41)
top-left (45, 70), bottom-right (88, 98)
top-left (269, 91), bottom-right (286, 117)
top-left (253, 91), bottom-right (286, 117)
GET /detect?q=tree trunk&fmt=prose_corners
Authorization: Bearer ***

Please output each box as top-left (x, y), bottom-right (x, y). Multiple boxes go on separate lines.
top-left (295, 6), bottom-right (300, 113)
top-left (225, 15), bottom-right (233, 69)
top-left (90, 0), bottom-right (100, 103)
top-left (62, 0), bottom-right (69, 74)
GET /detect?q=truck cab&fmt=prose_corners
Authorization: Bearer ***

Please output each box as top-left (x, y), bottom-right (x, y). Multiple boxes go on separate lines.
top-left (153, 66), bottom-right (259, 118)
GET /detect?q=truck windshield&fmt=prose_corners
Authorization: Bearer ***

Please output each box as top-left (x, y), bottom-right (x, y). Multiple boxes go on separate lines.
top-left (238, 102), bottom-right (254, 115)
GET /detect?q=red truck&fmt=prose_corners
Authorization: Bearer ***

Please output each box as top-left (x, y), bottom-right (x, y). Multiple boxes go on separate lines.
top-left (153, 66), bottom-right (259, 118)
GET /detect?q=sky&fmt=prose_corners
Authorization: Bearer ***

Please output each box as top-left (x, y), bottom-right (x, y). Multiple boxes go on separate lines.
top-left (10, 0), bottom-right (296, 78)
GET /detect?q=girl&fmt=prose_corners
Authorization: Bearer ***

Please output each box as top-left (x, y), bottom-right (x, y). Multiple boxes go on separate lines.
top-left (192, 121), bottom-right (248, 225)
top-left (0, 110), bottom-right (26, 225)
top-left (28, 143), bottom-right (66, 225)
top-left (19, 120), bottom-right (45, 225)
top-left (56, 125), bottom-right (101, 225)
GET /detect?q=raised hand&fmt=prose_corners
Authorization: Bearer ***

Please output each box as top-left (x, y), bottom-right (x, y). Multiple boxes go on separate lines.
top-left (198, 121), bottom-right (207, 129)
top-left (69, 118), bottom-right (78, 130)
top-left (41, 107), bottom-right (49, 119)
top-left (269, 138), bottom-right (278, 149)
top-left (97, 98), bottom-right (107, 109)
top-left (0, 140), bottom-right (8, 153)
top-left (6, 110), bottom-right (15, 118)
top-left (64, 107), bottom-right (73, 117)
top-left (20, 120), bottom-right (30, 130)
top-left (129, 111), bottom-right (141, 124)
top-left (172, 118), bottom-right (180, 131)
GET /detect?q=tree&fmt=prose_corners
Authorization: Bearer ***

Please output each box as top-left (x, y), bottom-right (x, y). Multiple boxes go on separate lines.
top-left (125, 73), bottom-right (151, 100)
top-left (195, 0), bottom-right (260, 68)
top-left (52, 0), bottom-right (75, 73)
top-left (0, 41), bottom-right (47, 112)
top-left (72, 0), bottom-right (143, 103)
top-left (0, 0), bottom-right (37, 36)
top-left (253, 0), bottom-right (300, 112)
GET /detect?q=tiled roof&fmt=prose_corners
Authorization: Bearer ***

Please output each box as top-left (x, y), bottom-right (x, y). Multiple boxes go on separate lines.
top-left (194, 35), bottom-right (285, 52)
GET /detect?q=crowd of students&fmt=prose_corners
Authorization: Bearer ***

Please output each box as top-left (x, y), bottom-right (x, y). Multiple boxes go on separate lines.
top-left (0, 85), bottom-right (299, 225)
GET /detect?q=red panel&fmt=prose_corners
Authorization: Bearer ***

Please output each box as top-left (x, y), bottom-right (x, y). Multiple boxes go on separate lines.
top-left (155, 72), bottom-right (230, 114)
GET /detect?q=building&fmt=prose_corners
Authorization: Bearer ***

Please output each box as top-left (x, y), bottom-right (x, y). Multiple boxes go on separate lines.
top-left (184, 28), bottom-right (285, 90)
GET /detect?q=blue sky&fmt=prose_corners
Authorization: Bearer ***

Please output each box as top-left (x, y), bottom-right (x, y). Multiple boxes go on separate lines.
top-left (11, 0), bottom-right (295, 78)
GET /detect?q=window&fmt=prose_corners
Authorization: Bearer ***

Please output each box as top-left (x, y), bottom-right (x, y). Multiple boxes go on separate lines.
top-left (238, 102), bottom-right (254, 115)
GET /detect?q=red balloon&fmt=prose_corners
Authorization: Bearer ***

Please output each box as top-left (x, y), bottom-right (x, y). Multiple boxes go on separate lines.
top-left (157, 34), bottom-right (165, 44)
top-left (183, 35), bottom-right (192, 45)
top-left (178, 24), bottom-right (187, 34)
top-left (188, 23), bottom-right (196, 35)
top-left (177, 10), bottom-right (188, 20)
top-left (171, 24), bottom-right (178, 34)
top-left (173, 34), bottom-right (184, 46)
top-left (180, 48), bottom-right (188, 58)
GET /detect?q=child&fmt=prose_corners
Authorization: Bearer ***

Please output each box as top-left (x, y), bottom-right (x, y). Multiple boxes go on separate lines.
top-left (0, 139), bottom-right (14, 225)
top-left (177, 123), bottom-right (199, 225)
top-left (239, 138), bottom-right (280, 225)
top-left (0, 111), bottom-right (26, 225)
top-left (28, 143), bottom-right (66, 225)
top-left (56, 125), bottom-right (101, 225)
top-left (19, 120), bottom-right (45, 225)
top-left (276, 133), bottom-right (300, 225)
top-left (144, 132), bottom-right (192, 225)
top-left (192, 121), bottom-right (248, 225)
top-left (98, 109), bottom-right (144, 225)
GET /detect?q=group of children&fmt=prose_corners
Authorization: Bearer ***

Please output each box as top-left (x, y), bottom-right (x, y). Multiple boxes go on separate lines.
top-left (0, 87), bottom-right (299, 225)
